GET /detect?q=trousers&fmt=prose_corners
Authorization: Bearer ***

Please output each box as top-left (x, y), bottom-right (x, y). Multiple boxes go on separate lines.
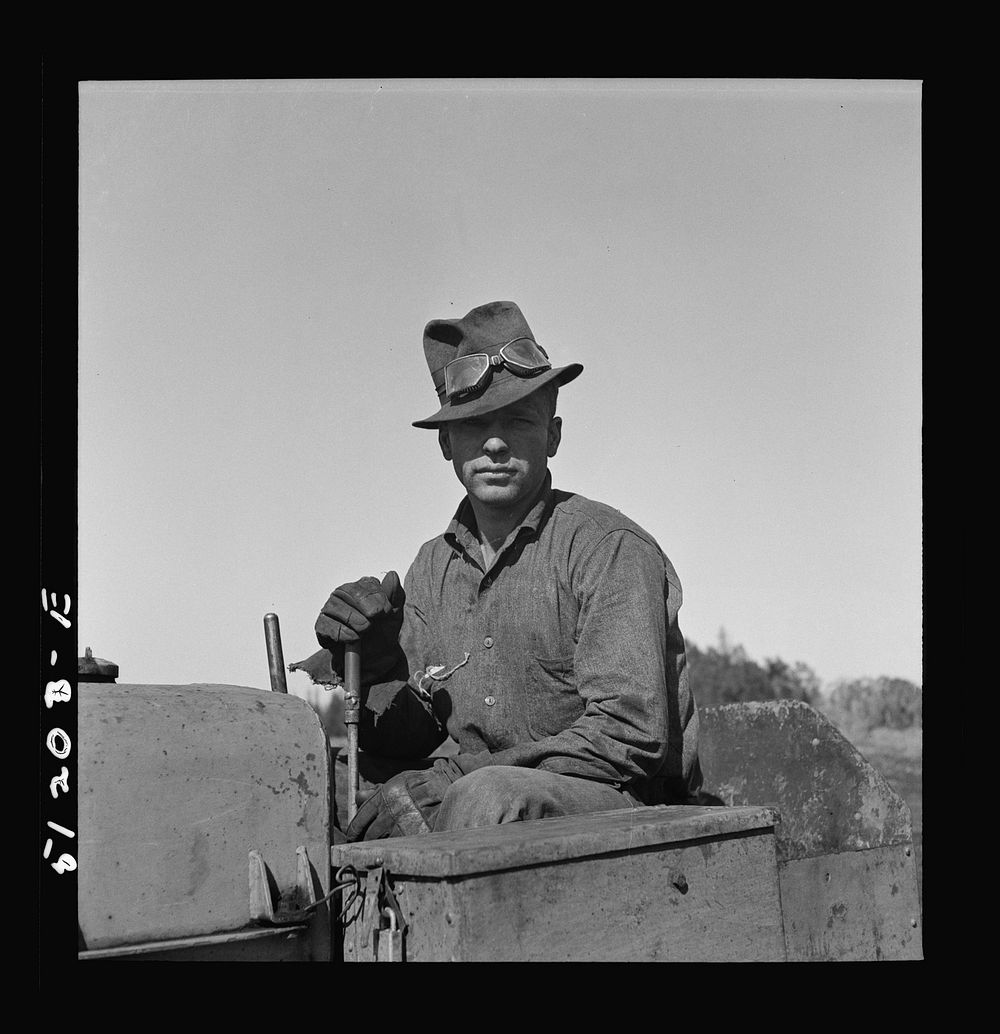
top-left (433, 765), bottom-right (634, 831)
top-left (331, 749), bottom-right (633, 836)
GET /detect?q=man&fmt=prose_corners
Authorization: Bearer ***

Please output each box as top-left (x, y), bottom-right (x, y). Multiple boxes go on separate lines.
top-left (292, 301), bottom-right (699, 840)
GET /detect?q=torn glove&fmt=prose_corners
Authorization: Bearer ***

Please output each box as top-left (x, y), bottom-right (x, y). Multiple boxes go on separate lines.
top-left (299, 571), bottom-right (405, 685)
top-left (345, 757), bottom-right (471, 841)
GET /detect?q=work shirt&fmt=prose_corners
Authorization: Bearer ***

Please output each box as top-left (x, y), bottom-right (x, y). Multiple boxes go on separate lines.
top-left (360, 473), bottom-right (699, 804)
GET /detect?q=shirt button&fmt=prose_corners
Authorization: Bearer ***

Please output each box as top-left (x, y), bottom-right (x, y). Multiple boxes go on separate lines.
top-left (484, 696), bottom-right (496, 706)
top-left (484, 636), bottom-right (494, 648)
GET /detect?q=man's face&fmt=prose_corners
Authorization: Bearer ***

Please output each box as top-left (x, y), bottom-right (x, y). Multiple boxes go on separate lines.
top-left (439, 391), bottom-right (562, 514)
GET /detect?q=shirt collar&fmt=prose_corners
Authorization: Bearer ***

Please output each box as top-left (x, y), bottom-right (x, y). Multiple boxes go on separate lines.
top-left (445, 471), bottom-right (555, 558)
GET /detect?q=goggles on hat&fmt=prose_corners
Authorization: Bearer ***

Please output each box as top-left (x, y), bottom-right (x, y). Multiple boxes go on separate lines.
top-left (444, 337), bottom-right (552, 400)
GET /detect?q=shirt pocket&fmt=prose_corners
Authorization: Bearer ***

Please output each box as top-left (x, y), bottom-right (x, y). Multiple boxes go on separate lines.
top-left (525, 654), bottom-right (585, 738)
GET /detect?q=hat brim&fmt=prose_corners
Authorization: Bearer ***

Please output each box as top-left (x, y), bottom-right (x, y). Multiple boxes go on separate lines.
top-left (412, 363), bottom-right (583, 429)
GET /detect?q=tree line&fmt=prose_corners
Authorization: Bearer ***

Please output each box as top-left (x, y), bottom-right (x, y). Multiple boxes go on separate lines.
top-left (686, 629), bottom-right (921, 733)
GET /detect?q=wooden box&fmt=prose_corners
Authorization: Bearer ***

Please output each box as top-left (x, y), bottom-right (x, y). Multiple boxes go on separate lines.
top-left (332, 804), bottom-right (784, 962)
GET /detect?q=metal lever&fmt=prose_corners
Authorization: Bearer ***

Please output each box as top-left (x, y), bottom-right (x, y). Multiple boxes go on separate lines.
top-left (344, 642), bottom-right (361, 822)
top-left (263, 613), bottom-right (288, 693)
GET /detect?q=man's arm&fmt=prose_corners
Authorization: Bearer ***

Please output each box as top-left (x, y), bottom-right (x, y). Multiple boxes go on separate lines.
top-left (449, 530), bottom-right (683, 787)
top-left (357, 565), bottom-right (449, 759)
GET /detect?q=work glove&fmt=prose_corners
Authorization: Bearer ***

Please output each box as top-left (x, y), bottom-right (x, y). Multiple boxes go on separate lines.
top-left (345, 757), bottom-right (469, 841)
top-left (314, 571), bottom-right (405, 684)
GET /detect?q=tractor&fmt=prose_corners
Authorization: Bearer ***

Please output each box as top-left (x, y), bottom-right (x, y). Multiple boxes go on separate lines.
top-left (76, 616), bottom-right (922, 962)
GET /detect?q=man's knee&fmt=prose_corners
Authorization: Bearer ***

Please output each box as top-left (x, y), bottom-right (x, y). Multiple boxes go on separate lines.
top-left (435, 766), bottom-right (545, 830)
top-left (434, 765), bottom-right (634, 832)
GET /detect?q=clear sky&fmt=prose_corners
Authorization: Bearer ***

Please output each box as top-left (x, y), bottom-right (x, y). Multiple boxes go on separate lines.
top-left (77, 78), bottom-right (922, 700)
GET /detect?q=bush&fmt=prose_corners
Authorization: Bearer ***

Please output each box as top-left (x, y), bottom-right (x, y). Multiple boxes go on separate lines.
top-left (825, 676), bottom-right (922, 733)
top-left (685, 629), bottom-right (821, 708)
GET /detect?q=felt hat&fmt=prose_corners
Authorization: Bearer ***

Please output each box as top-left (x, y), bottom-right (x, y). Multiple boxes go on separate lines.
top-left (412, 301), bottom-right (583, 428)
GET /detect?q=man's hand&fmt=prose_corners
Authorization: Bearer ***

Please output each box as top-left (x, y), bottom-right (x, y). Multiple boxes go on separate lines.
top-left (345, 758), bottom-right (466, 841)
top-left (314, 571), bottom-right (405, 682)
